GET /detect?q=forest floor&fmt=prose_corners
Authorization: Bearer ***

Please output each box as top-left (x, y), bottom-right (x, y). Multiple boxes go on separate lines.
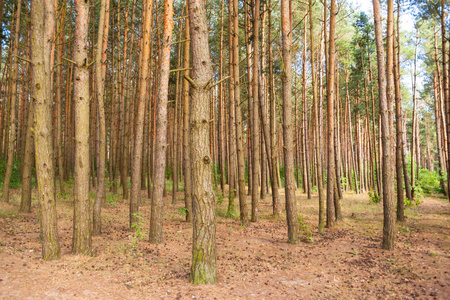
top-left (0, 185), bottom-right (449, 299)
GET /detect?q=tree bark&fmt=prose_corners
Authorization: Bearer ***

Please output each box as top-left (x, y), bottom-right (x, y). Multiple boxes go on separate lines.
top-left (373, 0), bottom-right (396, 251)
top-left (188, 0), bottom-right (217, 284)
top-left (149, 0), bottom-right (173, 244)
top-left (32, 0), bottom-right (61, 260)
top-left (72, 0), bottom-right (92, 255)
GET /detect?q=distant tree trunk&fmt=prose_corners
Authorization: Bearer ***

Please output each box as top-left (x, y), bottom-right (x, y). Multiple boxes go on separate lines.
top-left (93, 0), bottom-right (110, 236)
top-left (2, 0), bottom-right (22, 203)
top-left (32, 0), bottom-right (61, 260)
top-left (326, 0), bottom-right (337, 228)
top-left (268, 0), bottom-right (281, 213)
top-left (281, 0), bottom-right (299, 244)
top-left (251, 0), bottom-right (261, 222)
top-left (149, 0), bottom-right (173, 244)
top-left (310, 0), bottom-right (324, 233)
top-left (410, 26), bottom-right (419, 201)
top-left (182, 0), bottom-right (192, 222)
top-left (373, 0), bottom-right (396, 251)
top-left (233, 0), bottom-right (248, 226)
top-left (72, 0), bottom-right (92, 255)
top-left (20, 100), bottom-right (34, 213)
top-left (130, 0), bottom-right (153, 228)
top-left (302, 16), bottom-right (311, 200)
top-left (441, 0), bottom-right (450, 202)
top-left (227, 0), bottom-right (237, 214)
top-left (394, 1), bottom-right (405, 221)
top-left (188, 0), bottom-right (217, 284)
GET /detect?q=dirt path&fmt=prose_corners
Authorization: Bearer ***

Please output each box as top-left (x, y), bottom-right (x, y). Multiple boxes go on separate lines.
top-left (1, 189), bottom-right (449, 299)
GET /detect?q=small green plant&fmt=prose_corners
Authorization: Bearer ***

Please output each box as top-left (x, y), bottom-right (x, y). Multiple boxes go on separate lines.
top-left (404, 196), bottom-right (420, 208)
top-left (387, 258), bottom-right (395, 262)
top-left (130, 213), bottom-right (146, 254)
top-left (368, 190), bottom-right (381, 204)
top-left (311, 186), bottom-right (318, 192)
top-left (349, 250), bottom-right (359, 255)
top-left (178, 207), bottom-right (188, 216)
top-left (306, 236), bottom-right (314, 243)
top-left (214, 186), bottom-right (225, 205)
top-left (401, 227), bottom-right (411, 233)
top-left (107, 193), bottom-right (118, 207)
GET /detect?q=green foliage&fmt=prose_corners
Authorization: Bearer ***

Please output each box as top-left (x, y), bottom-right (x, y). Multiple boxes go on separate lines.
top-left (298, 214), bottom-right (313, 241)
top-left (106, 193), bottom-right (118, 207)
top-left (279, 165), bottom-right (285, 188)
top-left (417, 169), bottom-right (443, 194)
top-left (405, 195), bottom-right (421, 208)
top-left (178, 207), bottom-right (188, 216)
top-left (368, 190), bottom-right (381, 204)
top-left (214, 186), bottom-right (224, 205)
top-left (0, 158), bottom-right (21, 189)
top-left (130, 213), bottom-right (146, 254)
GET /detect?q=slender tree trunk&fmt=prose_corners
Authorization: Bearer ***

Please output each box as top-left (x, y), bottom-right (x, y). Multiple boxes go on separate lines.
top-left (326, 0), bottom-right (337, 228)
top-left (441, 0), bottom-right (450, 202)
top-left (373, 0), bottom-right (396, 251)
top-left (394, 3), bottom-right (405, 221)
top-left (2, 0), bottom-right (22, 203)
top-left (281, 0), bottom-right (299, 244)
top-left (188, 0), bottom-right (217, 284)
top-left (130, 0), bottom-right (153, 228)
top-left (182, 0), bottom-right (192, 222)
top-left (149, 0), bottom-right (173, 244)
top-left (93, 0), bottom-right (110, 236)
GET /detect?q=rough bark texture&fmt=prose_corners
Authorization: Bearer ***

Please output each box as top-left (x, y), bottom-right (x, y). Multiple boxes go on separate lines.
top-left (20, 100), bottom-right (34, 213)
top-left (130, 0), bottom-right (153, 228)
top-left (373, 0), bottom-right (396, 251)
top-left (72, 0), bottom-right (92, 255)
top-left (281, 0), bottom-right (299, 244)
top-left (32, 0), bottom-right (61, 260)
top-left (149, 0), bottom-right (173, 244)
top-left (188, 0), bottom-right (217, 284)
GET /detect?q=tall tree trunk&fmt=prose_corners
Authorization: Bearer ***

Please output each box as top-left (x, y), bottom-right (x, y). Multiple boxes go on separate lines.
top-left (441, 0), bottom-right (450, 202)
top-left (373, 0), bottom-right (396, 251)
top-left (268, 0), bottom-right (281, 213)
top-left (281, 0), bottom-right (299, 244)
top-left (149, 0), bottom-right (173, 244)
top-left (130, 0), bottom-right (153, 228)
top-left (2, 0), bottom-right (22, 202)
top-left (188, 0), bottom-right (217, 284)
top-left (326, 0), bottom-right (337, 228)
top-left (72, 0), bottom-right (92, 255)
top-left (394, 1), bottom-right (405, 221)
top-left (251, 0), bottom-right (261, 222)
top-left (32, 0), bottom-right (61, 260)
top-left (182, 0), bottom-right (192, 222)
top-left (93, 0), bottom-right (110, 236)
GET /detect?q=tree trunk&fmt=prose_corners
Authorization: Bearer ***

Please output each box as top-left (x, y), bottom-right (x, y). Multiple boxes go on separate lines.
top-left (32, 0), bottom-right (61, 260)
top-left (281, 0), bottom-right (299, 244)
top-left (149, 0), bottom-right (173, 244)
top-left (2, 0), bottom-right (22, 203)
top-left (373, 0), bottom-right (396, 251)
top-left (326, 0), bottom-right (337, 228)
top-left (188, 0), bottom-right (217, 284)
top-left (130, 0), bottom-right (153, 228)
top-left (72, 0), bottom-right (92, 255)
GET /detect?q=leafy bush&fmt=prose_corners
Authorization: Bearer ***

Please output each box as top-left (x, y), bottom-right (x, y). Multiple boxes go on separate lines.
top-left (0, 158), bottom-right (21, 189)
top-left (368, 190), bottom-right (381, 204)
top-left (417, 169), bottom-right (443, 194)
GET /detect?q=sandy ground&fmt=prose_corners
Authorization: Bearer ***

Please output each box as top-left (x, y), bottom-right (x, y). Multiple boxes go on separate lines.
top-left (0, 186), bottom-right (449, 299)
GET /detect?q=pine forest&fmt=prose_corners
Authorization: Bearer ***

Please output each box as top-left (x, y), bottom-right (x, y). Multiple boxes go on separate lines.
top-left (0, 0), bottom-right (449, 298)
